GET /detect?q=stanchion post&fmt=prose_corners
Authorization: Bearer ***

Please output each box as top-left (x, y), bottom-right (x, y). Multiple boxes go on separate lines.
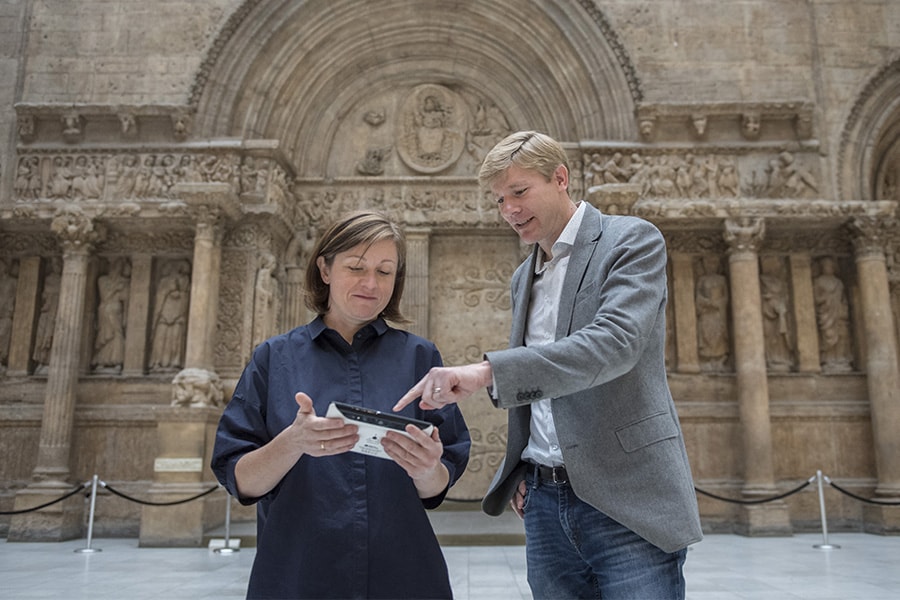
top-left (74, 475), bottom-right (102, 554)
top-left (213, 490), bottom-right (239, 554)
top-left (812, 470), bottom-right (840, 550)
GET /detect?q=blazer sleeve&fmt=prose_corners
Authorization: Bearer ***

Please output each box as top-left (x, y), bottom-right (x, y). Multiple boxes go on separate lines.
top-left (486, 217), bottom-right (668, 409)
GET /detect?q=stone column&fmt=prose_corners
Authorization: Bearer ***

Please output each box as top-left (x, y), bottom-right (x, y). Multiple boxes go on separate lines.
top-left (403, 228), bottom-right (431, 339)
top-left (671, 253), bottom-right (700, 373)
top-left (723, 217), bottom-right (791, 536)
top-left (788, 254), bottom-right (820, 373)
top-left (122, 254), bottom-right (153, 376)
top-left (139, 182), bottom-right (238, 546)
top-left (9, 205), bottom-right (105, 541)
top-left (847, 217), bottom-right (900, 533)
top-left (184, 208), bottom-right (225, 371)
top-left (6, 256), bottom-right (41, 375)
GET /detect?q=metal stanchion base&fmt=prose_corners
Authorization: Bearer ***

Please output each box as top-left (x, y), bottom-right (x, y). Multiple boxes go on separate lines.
top-left (813, 543), bottom-right (840, 550)
top-left (74, 548), bottom-right (102, 553)
top-left (213, 546), bottom-right (239, 554)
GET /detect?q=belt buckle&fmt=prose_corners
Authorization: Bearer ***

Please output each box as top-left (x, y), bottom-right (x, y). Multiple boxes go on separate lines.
top-left (552, 467), bottom-right (561, 483)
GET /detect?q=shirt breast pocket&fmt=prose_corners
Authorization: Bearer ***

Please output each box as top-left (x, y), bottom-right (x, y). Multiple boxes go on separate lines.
top-left (614, 412), bottom-right (678, 453)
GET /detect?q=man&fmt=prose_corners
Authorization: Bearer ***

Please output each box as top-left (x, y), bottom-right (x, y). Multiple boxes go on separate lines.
top-left (395, 131), bottom-right (702, 599)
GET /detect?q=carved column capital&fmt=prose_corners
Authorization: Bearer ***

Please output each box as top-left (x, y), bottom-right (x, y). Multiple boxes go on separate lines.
top-left (724, 217), bottom-right (765, 257)
top-left (50, 204), bottom-right (105, 255)
top-left (847, 216), bottom-right (889, 259)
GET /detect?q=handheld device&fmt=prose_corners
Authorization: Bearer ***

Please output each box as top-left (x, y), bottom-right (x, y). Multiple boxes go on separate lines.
top-left (326, 401), bottom-right (434, 460)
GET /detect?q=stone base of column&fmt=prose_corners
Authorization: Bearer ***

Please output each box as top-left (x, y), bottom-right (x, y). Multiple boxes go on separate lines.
top-left (7, 482), bottom-right (85, 542)
top-left (138, 482), bottom-right (224, 547)
top-left (734, 501), bottom-right (793, 537)
top-left (137, 405), bottom-right (224, 547)
top-left (862, 503), bottom-right (900, 535)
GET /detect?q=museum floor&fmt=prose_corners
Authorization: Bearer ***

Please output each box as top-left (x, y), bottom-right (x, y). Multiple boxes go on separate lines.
top-left (2, 529), bottom-right (899, 599)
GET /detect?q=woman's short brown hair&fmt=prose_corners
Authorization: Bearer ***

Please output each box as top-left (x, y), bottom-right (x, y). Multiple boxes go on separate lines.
top-left (304, 211), bottom-right (409, 323)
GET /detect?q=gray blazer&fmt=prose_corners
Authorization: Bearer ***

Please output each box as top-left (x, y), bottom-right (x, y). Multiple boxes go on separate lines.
top-left (482, 203), bottom-right (703, 553)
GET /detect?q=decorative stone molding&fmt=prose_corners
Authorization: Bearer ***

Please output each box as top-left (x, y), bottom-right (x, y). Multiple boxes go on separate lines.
top-left (634, 101), bottom-right (815, 143)
top-left (13, 103), bottom-right (201, 146)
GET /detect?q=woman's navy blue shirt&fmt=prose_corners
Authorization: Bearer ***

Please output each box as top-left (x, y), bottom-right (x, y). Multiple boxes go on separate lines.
top-left (211, 317), bottom-right (470, 599)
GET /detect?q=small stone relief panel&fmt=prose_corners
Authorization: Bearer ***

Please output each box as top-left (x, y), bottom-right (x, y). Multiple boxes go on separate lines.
top-left (32, 257), bottom-right (62, 375)
top-left (694, 254), bottom-right (731, 372)
top-left (327, 83), bottom-right (512, 178)
top-left (759, 255), bottom-right (795, 372)
top-left (0, 258), bottom-right (19, 373)
top-left (148, 258), bottom-right (192, 372)
top-left (812, 256), bottom-right (855, 373)
top-left (429, 233), bottom-right (520, 499)
top-left (396, 84), bottom-right (468, 174)
top-left (91, 257), bottom-right (131, 374)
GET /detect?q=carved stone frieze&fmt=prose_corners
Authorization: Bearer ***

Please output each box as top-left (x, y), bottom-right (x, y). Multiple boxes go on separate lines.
top-left (579, 148), bottom-right (820, 202)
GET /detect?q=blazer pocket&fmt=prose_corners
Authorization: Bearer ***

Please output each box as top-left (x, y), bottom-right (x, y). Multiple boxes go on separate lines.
top-left (615, 411), bottom-right (679, 453)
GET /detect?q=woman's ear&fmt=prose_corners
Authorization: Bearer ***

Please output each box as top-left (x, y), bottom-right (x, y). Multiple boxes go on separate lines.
top-left (316, 256), bottom-right (330, 284)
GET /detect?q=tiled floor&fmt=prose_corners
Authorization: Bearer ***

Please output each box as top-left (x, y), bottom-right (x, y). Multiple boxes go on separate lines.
top-left (2, 533), bottom-right (899, 599)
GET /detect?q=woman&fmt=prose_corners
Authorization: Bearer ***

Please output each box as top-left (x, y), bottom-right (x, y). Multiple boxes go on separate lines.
top-left (211, 211), bottom-right (470, 599)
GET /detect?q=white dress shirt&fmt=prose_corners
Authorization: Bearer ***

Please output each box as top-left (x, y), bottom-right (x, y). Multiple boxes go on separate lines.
top-left (519, 201), bottom-right (586, 468)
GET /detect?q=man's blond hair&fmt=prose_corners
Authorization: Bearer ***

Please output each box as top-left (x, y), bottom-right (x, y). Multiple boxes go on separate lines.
top-left (477, 131), bottom-right (568, 189)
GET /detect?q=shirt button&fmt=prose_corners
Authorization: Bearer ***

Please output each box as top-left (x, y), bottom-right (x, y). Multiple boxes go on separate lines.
top-left (551, 444), bottom-right (559, 451)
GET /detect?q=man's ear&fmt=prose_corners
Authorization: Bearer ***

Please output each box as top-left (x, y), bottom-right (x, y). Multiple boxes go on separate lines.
top-left (316, 256), bottom-right (329, 284)
top-left (554, 164), bottom-right (569, 190)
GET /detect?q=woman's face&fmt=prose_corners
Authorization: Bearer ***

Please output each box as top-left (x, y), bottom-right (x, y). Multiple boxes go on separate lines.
top-left (317, 238), bottom-right (398, 339)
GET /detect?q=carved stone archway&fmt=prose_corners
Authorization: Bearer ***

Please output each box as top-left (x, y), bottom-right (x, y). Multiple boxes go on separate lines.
top-left (192, 0), bottom-right (641, 173)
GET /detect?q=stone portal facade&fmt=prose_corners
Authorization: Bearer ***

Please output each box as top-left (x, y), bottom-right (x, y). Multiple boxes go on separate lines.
top-left (1, 0), bottom-right (899, 543)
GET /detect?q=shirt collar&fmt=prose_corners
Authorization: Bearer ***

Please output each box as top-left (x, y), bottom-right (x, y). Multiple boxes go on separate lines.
top-left (309, 315), bottom-right (389, 340)
top-left (535, 201), bottom-right (586, 273)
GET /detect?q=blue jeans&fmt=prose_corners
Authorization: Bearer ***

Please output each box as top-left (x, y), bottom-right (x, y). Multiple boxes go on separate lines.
top-left (522, 469), bottom-right (687, 600)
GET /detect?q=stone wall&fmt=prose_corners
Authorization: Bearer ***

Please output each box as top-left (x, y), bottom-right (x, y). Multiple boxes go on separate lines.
top-left (1, 0), bottom-right (899, 542)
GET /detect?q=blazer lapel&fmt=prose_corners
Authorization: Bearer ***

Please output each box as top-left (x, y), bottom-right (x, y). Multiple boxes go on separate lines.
top-left (556, 204), bottom-right (603, 339)
top-left (509, 246), bottom-right (539, 347)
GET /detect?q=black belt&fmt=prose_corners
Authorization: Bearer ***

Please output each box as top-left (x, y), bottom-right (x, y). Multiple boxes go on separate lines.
top-left (534, 464), bottom-right (568, 484)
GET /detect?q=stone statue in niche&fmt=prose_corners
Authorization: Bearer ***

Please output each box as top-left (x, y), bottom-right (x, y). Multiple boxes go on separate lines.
top-left (695, 255), bottom-right (730, 372)
top-left (813, 257), bottom-right (854, 372)
top-left (33, 257), bottom-right (62, 374)
top-left (252, 252), bottom-right (278, 351)
top-left (0, 258), bottom-right (18, 370)
top-left (759, 255), bottom-right (794, 372)
top-left (92, 257), bottom-right (131, 373)
top-left (396, 84), bottom-right (467, 173)
top-left (149, 259), bottom-right (191, 371)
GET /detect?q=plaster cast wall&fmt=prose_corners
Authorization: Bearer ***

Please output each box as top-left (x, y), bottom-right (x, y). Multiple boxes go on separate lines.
top-left (2, 0), bottom-right (900, 538)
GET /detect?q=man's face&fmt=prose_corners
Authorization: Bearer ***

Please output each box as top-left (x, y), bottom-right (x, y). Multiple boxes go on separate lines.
top-left (491, 163), bottom-right (572, 255)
